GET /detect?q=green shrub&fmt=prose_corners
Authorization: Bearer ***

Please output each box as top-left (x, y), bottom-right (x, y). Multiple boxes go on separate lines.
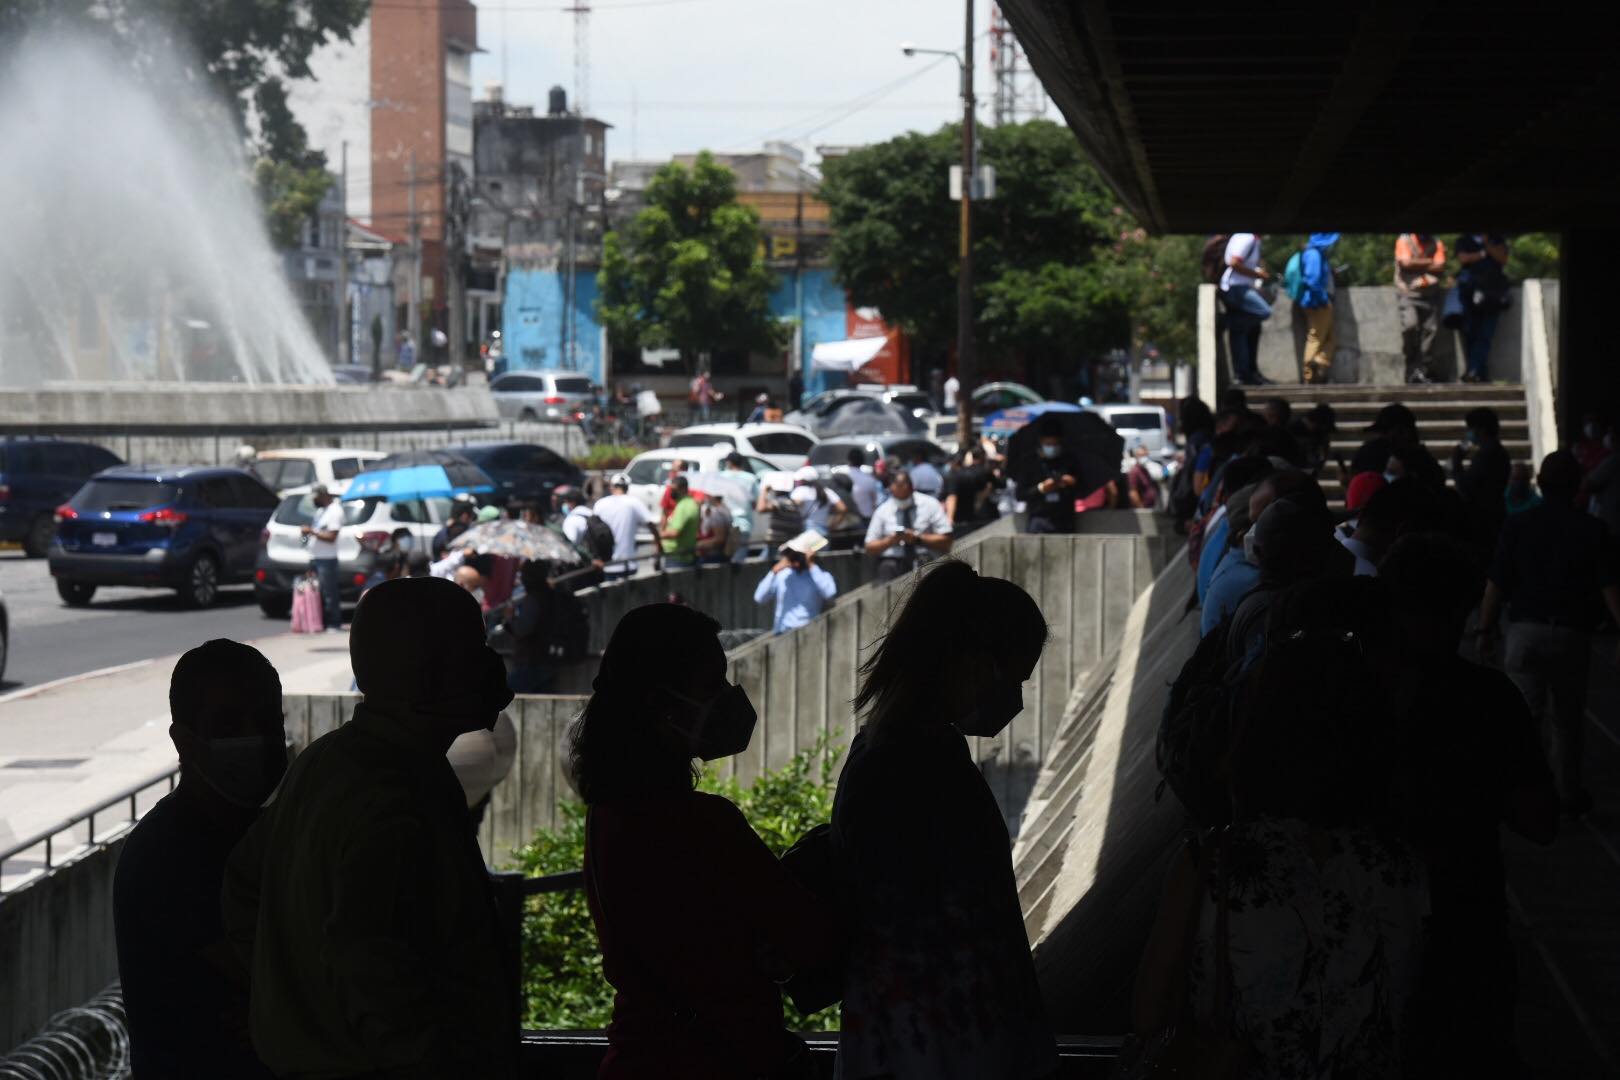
top-left (510, 737), bottom-right (845, 1032)
top-left (571, 444), bottom-right (641, 471)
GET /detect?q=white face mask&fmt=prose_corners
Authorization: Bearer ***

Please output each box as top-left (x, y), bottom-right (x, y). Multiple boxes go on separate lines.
top-left (1242, 528), bottom-right (1258, 564)
top-left (1383, 471), bottom-right (1400, 486)
top-left (1040, 444), bottom-right (1061, 459)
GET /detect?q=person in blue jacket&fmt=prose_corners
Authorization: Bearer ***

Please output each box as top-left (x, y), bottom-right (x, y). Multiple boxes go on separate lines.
top-left (1296, 232), bottom-right (1339, 384)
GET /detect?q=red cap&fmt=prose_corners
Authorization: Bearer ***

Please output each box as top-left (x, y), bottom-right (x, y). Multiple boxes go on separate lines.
top-left (1345, 471), bottom-right (1386, 513)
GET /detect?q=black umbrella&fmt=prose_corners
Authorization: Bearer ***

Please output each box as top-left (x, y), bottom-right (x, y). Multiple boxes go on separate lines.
top-left (367, 448), bottom-right (492, 493)
top-left (815, 399), bottom-right (928, 438)
top-left (1005, 409), bottom-right (1124, 497)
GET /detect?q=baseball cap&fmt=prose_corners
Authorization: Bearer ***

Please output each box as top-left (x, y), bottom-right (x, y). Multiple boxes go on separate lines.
top-left (609, 472), bottom-right (631, 489)
top-left (1344, 471), bottom-right (1386, 514)
top-left (793, 465), bottom-right (819, 484)
top-left (476, 505), bottom-right (501, 523)
top-left (767, 474), bottom-right (794, 493)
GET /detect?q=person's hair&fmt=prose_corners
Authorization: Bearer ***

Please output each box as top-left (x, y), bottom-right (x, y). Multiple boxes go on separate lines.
top-left (1308, 402), bottom-right (1337, 432)
top-left (847, 447), bottom-right (865, 467)
top-left (1264, 398), bottom-right (1292, 425)
top-left (568, 604), bottom-right (721, 803)
top-left (1464, 406), bottom-right (1501, 439)
top-left (1378, 533), bottom-right (1483, 625)
top-left (1240, 576), bottom-right (1401, 826)
top-left (376, 551), bottom-right (403, 576)
top-left (1218, 454), bottom-right (1275, 499)
top-left (888, 467), bottom-right (913, 490)
top-left (1357, 478), bottom-right (1438, 537)
top-left (170, 639), bottom-right (281, 735)
top-left (725, 452), bottom-right (748, 469)
top-left (559, 487), bottom-right (587, 506)
top-left (670, 475), bottom-right (689, 495)
top-left (1219, 387), bottom-right (1249, 413)
top-left (520, 559), bottom-right (552, 592)
top-left (1537, 449), bottom-right (1581, 497)
top-left (853, 560), bottom-right (1047, 728)
top-left (1178, 396), bottom-right (1214, 436)
top-left (1036, 416), bottom-right (1064, 440)
top-left (1257, 469), bottom-right (1327, 517)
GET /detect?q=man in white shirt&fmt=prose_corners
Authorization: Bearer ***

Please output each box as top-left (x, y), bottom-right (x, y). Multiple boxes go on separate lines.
top-left (558, 487), bottom-right (593, 548)
top-left (300, 485), bottom-right (345, 632)
top-left (863, 470), bottom-right (952, 583)
top-left (591, 474), bottom-right (661, 580)
top-left (1218, 232), bottom-right (1273, 387)
top-left (837, 448), bottom-right (882, 519)
top-left (943, 374), bottom-right (960, 411)
top-left (906, 448), bottom-right (945, 497)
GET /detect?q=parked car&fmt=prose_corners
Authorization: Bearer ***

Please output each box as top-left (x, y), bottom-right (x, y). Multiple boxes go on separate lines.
top-left (786, 396), bottom-right (929, 439)
top-left (49, 466), bottom-right (280, 608)
top-left (972, 381), bottom-right (1044, 412)
top-left (452, 442), bottom-right (585, 509)
top-left (0, 438), bottom-right (124, 557)
top-left (785, 385), bottom-right (934, 432)
top-left (1082, 403), bottom-right (1173, 458)
top-left (254, 490), bottom-right (450, 617)
top-left (622, 446), bottom-right (790, 521)
top-left (489, 371), bottom-right (596, 423)
top-left (665, 422), bottom-right (819, 472)
top-left (249, 447), bottom-right (387, 496)
top-left (807, 435), bottom-right (951, 474)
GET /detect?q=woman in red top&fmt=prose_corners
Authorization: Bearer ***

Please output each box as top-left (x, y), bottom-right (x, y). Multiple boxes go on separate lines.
top-left (570, 603), bottom-right (834, 1079)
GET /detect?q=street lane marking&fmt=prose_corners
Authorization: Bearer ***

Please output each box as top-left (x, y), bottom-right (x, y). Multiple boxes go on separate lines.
top-left (0, 659), bottom-right (154, 706)
top-left (1506, 883), bottom-right (1615, 1069)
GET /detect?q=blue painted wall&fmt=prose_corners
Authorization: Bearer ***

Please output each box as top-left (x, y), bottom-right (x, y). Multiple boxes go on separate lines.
top-left (503, 268), bottom-right (604, 384)
top-left (770, 267), bottom-right (847, 399)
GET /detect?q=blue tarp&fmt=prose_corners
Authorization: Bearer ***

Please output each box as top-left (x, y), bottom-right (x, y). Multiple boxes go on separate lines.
top-left (982, 401), bottom-right (1086, 434)
top-left (343, 465), bottom-right (494, 502)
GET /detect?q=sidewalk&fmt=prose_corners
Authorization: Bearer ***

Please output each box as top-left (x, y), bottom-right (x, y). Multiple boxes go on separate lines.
top-left (0, 630), bottom-right (356, 883)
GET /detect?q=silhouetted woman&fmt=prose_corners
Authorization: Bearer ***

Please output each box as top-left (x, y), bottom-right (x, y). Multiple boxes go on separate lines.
top-left (833, 560), bottom-right (1057, 1078)
top-left (571, 603), bottom-right (833, 1079)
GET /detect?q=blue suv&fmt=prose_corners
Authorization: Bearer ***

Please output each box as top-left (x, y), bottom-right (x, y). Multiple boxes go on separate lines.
top-left (0, 439), bottom-right (125, 557)
top-left (49, 466), bottom-right (280, 608)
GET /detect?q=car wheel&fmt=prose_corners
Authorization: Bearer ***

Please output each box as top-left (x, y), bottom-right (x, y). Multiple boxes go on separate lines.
top-left (22, 514), bottom-right (55, 558)
top-left (519, 408), bottom-right (539, 423)
top-left (257, 592), bottom-right (291, 618)
top-left (56, 581), bottom-right (96, 607)
top-left (182, 552), bottom-right (220, 608)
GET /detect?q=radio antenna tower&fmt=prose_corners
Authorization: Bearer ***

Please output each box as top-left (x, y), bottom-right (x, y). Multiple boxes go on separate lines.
top-left (565, 3), bottom-right (591, 114)
top-left (990, 5), bottom-right (1046, 126)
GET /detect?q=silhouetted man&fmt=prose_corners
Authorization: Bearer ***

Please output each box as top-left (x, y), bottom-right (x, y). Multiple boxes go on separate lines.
top-left (223, 577), bottom-right (518, 1078)
top-left (1451, 406), bottom-right (1511, 550)
top-left (115, 640), bottom-right (286, 1079)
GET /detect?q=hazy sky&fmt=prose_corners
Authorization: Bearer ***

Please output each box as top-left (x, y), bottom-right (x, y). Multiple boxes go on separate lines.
top-left (468, 0), bottom-right (1030, 168)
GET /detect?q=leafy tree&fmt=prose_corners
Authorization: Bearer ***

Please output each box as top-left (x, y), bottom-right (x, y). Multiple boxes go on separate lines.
top-left (512, 738), bottom-right (843, 1031)
top-left (0, 0), bottom-right (368, 246)
top-left (1265, 232), bottom-right (1560, 286)
top-left (597, 153), bottom-right (788, 370)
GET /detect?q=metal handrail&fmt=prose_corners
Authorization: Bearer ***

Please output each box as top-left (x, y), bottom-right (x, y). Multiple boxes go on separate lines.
top-left (0, 766), bottom-right (180, 895)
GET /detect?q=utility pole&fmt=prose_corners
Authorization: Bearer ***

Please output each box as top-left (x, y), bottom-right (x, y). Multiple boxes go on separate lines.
top-left (446, 160), bottom-right (469, 377)
top-left (407, 150), bottom-right (421, 356)
top-left (336, 140), bottom-right (350, 366)
top-left (956, 0), bottom-right (976, 451)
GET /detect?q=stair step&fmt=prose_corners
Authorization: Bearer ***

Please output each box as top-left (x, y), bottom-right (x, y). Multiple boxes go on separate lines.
top-left (1253, 382), bottom-right (1525, 402)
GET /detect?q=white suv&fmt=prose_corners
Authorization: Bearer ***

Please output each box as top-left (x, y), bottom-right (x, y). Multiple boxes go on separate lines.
top-left (622, 446), bottom-right (791, 520)
top-left (250, 448), bottom-right (386, 496)
top-left (665, 422), bottom-right (818, 472)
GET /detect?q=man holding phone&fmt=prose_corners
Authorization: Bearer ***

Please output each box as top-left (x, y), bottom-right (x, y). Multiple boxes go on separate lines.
top-left (754, 533), bottom-right (839, 634)
top-left (1016, 418), bottom-right (1084, 535)
top-left (864, 469), bottom-right (953, 583)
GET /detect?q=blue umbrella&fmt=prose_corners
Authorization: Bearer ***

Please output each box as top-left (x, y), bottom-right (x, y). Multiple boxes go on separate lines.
top-left (343, 463), bottom-right (495, 501)
top-left (982, 401), bottom-right (1085, 435)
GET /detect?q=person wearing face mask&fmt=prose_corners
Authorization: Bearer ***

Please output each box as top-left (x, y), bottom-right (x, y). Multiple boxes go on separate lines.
top-left (570, 603), bottom-right (836, 1079)
top-left (222, 577), bottom-right (519, 1078)
top-left (1016, 416), bottom-right (1084, 534)
top-left (114, 639), bottom-right (286, 1079)
top-left (863, 468), bottom-right (953, 583)
top-left (833, 560), bottom-right (1057, 1079)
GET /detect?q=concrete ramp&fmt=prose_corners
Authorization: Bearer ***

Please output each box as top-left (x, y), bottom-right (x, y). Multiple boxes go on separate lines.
top-left (1011, 552), bottom-right (1201, 1031)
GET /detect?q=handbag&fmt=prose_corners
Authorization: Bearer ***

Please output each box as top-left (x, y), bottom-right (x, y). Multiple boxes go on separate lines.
top-left (289, 574), bottom-right (323, 634)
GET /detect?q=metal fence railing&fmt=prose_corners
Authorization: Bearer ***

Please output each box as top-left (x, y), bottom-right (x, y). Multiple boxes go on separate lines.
top-left (0, 768), bottom-right (179, 897)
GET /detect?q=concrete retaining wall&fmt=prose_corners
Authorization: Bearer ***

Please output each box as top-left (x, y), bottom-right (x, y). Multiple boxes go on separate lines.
top-left (0, 837), bottom-right (125, 1055)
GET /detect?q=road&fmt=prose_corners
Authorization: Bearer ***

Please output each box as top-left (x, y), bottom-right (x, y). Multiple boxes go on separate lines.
top-left (0, 550), bottom-right (280, 693)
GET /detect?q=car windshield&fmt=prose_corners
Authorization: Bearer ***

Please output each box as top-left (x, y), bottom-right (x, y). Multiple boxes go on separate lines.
top-left (1106, 410), bottom-right (1163, 430)
top-left (669, 433), bottom-right (735, 449)
top-left (554, 376), bottom-right (592, 394)
top-left (626, 458), bottom-right (672, 485)
top-left (70, 478), bottom-right (179, 512)
top-left (807, 443), bottom-right (858, 466)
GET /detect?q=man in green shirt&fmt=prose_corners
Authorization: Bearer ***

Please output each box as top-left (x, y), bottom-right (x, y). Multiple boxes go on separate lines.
top-left (660, 474), bottom-right (700, 568)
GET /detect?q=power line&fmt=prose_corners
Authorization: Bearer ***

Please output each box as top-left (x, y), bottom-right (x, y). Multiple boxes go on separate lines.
top-left (723, 52), bottom-right (955, 152)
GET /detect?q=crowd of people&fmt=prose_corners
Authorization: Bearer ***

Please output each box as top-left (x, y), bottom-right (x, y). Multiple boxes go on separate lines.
top-left (1210, 231), bottom-right (1515, 385)
top-left (1131, 386), bottom-right (1620, 1076)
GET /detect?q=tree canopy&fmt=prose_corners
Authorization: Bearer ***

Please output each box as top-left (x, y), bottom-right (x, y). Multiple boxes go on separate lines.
top-left (0, 0), bottom-right (369, 246)
top-left (596, 152), bottom-right (787, 369)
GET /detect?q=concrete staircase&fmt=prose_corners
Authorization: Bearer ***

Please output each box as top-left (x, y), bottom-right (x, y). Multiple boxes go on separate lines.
top-left (1256, 382), bottom-right (1533, 504)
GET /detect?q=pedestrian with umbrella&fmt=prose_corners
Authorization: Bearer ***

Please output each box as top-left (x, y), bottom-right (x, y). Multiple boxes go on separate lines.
top-left (1006, 410), bottom-right (1125, 534)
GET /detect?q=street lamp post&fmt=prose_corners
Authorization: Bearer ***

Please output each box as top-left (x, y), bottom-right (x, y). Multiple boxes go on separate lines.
top-left (903, 0), bottom-right (976, 449)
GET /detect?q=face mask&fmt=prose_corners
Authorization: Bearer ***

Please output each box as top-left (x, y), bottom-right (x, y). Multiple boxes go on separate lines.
top-left (1383, 471), bottom-right (1400, 486)
top-left (1040, 444), bottom-right (1060, 459)
top-left (955, 679), bottom-right (1024, 738)
top-left (664, 683), bottom-right (758, 761)
top-left (890, 496), bottom-right (914, 510)
top-left (198, 736), bottom-right (287, 808)
top-left (1242, 528), bottom-right (1258, 564)
top-left (395, 536), bottom-right (413, 553)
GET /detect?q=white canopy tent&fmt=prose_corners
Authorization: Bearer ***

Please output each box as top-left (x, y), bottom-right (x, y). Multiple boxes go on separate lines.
top-left (809, 335), bottom-right (889, 373)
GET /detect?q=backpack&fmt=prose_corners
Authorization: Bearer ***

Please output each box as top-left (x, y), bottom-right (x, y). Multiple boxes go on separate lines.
top-left (1282, 250), bottom-right (1306, 303)
top-left (1200, 233), bottom-right (1231, 284)
top-left (580, 512), bottom-right (615, 563)
top-left (1156, 612), bottom-right (1248, 827)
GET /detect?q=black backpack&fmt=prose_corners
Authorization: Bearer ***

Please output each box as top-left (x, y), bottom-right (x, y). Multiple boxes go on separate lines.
top-left (1156, 612), bottom-right (1248, 827)
top-left (580, 512), bottom-right (615, 563)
